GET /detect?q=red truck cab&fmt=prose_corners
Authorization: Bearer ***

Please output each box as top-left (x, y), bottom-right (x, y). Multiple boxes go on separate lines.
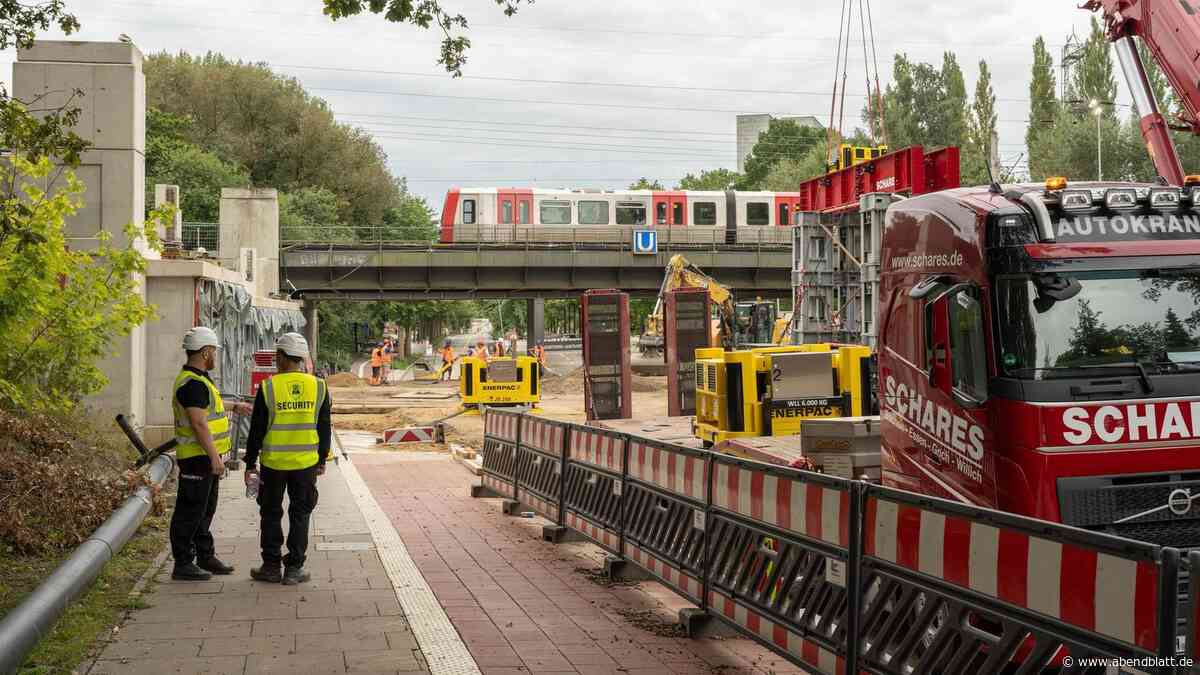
top-left (878, 179), bottom-right (1200, 547)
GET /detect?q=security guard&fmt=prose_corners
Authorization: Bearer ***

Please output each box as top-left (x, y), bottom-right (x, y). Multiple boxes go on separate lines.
top-left (170, 327), bottom-right (252, 581)
top-left (244, 333), bottom-right (332, 585)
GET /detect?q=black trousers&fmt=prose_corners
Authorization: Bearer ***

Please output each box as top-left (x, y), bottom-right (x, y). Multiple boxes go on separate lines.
top-left (169, 456), bottom-right (219, 566)
top-left (258, 464), bottom-right (319, 568)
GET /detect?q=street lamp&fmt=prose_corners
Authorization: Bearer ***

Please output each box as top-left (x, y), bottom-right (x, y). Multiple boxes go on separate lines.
top-left (1090, 99), bottom-right (1102, 181)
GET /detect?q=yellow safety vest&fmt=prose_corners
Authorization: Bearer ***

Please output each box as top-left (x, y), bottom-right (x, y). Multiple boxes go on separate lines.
top-left (173, 369), bottom-right (231, 460)
top-left (261, 372), bottom-right (326, 470)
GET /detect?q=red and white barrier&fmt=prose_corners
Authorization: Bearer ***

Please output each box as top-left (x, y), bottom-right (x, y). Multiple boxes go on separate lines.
top-left (484, 410), bottom-right (519, 443)
top-left (519, 492), bottom-right (559, 521)
top-left (565, 512), bottom-right (619, 552)
top-left (864, 495), bottom-right (1161, 651)
top-left (709, 589), bottom-right (846, 675)
top-left (625, 542), bottom-right (701, 600)
top-left (382, 425), bottom-right (440, 444)
top-left (482, 474), bottom-right (514, 498)
top-left (521, 418), bottom-right (566, 457)
top-left (628, 440), bottom-right (707, 503)
top-left (712, 462), bottom-right (851, 549)
top-left (568, 427), bottom-right (624, 473)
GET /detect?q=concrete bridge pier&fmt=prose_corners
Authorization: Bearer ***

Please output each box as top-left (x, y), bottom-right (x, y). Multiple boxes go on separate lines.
top-left (303, 300), bottom-right (319, 365)
top-left (527, 298), bottom-right (544, 350)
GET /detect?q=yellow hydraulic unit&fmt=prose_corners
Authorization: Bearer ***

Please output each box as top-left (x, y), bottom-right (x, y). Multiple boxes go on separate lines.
top-left (459, 356), bottom-right (541, 412)
top-left (693, 343), bottom-right (874, 446)
top-left (826, 144), bottom-right (889, 174)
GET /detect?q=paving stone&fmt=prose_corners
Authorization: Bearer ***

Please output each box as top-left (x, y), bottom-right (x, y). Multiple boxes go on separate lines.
top-left (299, 629), bottom-right (390, 653)
top-left (345, 648), bottom-right (424, 672)
top-left (99, 638), bottom-right (203, 660)
top-left (252, 617), bottom-right (341, 636)
top-left (198, 634), bottom-right (294, 657)
top-left (90, 655), bottom-right (245, 674)
top-left (118, 620), bottom-right (251, 640)
top-left (246, 651), bottom-right (347, 673)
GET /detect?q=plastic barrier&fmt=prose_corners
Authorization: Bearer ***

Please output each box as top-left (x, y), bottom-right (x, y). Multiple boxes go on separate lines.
top-left (476, 410), bottom-right (1187, 674)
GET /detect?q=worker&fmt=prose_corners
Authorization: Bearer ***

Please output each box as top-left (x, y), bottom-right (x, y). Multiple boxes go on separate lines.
top-left (369, 342), bottom-right (384, 385)
top-left (170, 327), bottom-right (252, 581)
top-left (493, 339), bottom-right (506, 358)
top-left (469, 339), bottom-right (487, 359)
top-left (531, 341), bottom-right (546, 367)
top-left (381, 338), bottom-right (394, 384)
top-left (440, 340), bottom-right (455, 381)
top-left (244, 332), bottom-right (332, 586)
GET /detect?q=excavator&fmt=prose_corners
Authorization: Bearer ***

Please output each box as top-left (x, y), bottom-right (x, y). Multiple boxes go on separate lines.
top-left (637, 255), bottom-right (778, 356)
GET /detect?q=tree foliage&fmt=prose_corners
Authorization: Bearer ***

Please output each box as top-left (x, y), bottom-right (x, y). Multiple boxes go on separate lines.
top-left (676, 168), bottom-right (740, 191)
top-left (739, 119), bottom-right (824, 190)
top-left (319, 0), bottom-right (529, 76)
top-left (146, 108), bottom-right (248, 222)
top-left (881, 52), bottom-right (968, 151)
top-left (628, 177), bottom-right (664, 190)
top-left (1072, 18), bottom-right (1118, 110)
top-left (962, 60), bottom-right (998, 186)
top-left (1027, 37), bottom-right (1059, 180)
top-left (0, 0), bottom-right (78, 50)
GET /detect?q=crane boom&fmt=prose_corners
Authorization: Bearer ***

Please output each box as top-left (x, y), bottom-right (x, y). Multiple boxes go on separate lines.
top-left (1085, 0), bottom-right (1200, 184)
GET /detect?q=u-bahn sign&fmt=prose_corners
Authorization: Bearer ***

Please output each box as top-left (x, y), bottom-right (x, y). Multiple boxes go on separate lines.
top-left (633, 230), bottom-right (657, 254)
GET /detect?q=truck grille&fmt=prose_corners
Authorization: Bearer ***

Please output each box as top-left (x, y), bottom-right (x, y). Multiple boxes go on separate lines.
top-left (1058, 472), bottom-right (1200, 548)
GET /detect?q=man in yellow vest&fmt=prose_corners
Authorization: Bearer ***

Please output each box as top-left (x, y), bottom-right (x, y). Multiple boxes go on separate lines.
top-left (170, 326), bottom-right (253, 581)
top-left (243, 333), bottom-right (332, 585)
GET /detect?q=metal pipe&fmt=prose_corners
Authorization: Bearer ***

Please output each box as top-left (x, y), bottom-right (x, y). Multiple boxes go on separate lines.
top-left (1113, 36), bottom-right (1186, 185)
top-left (0, 452), bottom-right (175, 674)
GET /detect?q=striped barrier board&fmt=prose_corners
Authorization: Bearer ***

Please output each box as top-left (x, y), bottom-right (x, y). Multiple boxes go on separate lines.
top-left (517, 490), bottom-right (558, 521)
top-left (627, 437), bottom-right (708, 504)
top-left (712, 457), bottom-right (852, 549)
top-left (382, 425), bottom-right (440, 444)
top-left (708, 588), bottom-right (846, 675)
top-left (522, 417), bottom-right (566, 457)
top-left (565, 511), bottom-right (620, 554)
top-left (625, 541), bottom-right (702, 603)
top-left (481, 473), bottom-right (514, 499)
top-left (484, 409), bottom-right (520, 444)
top-left (568, 425), bottom-right (625, 474)
top-left (863, 491), bottom-right (1163, 652)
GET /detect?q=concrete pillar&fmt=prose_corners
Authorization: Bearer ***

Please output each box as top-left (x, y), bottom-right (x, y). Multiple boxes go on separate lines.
top-left (220, 188), bottom-right (279, 297)
top-left (527, 298), bottom-right (545, 350)
top-left (302, 300), bottom-right (319, 365)
top-left (14, 41), bottom-right (150, 425)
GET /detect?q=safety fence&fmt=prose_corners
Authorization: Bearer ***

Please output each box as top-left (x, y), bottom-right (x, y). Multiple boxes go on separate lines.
top-left (476, 409), bottom-right (1194, 674)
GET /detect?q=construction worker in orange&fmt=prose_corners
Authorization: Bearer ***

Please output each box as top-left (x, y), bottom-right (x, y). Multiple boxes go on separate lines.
top-left (469, 338), bottom-right (486, 360)
top-left (440, 340), bottom-right (455, 381)
top-left (381, 339), bottom-right (394, 384)
top-left (369, 342), bottom-right (384, 385)
top-left (533, 341), bottom-right (546, 367)
top-left (492, 339), bottom-right (506, 358)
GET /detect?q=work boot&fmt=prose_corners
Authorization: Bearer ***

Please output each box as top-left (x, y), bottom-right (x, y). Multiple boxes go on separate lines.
top-left (171, 562), bottom-right (213, 581)
top-left (197, 556), bottom-right (235, 575)
top-left (282, 566), bottom-right (311, 586)
top-left (250, 565), bottom-right (283, 583)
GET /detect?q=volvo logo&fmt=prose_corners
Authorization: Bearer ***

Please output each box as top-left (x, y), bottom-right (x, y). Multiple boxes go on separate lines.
top-left (1168, 488), bottom-right (1194, 516)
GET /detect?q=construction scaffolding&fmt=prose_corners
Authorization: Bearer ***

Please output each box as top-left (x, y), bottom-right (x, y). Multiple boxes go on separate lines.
top-left (791, 193), bottom-right (898, 348)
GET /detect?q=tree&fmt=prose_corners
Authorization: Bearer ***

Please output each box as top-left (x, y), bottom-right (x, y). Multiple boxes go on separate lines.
top-left (882, 54), bottom-right (918, 148)
top-left (319, 0), bottom-right (529, 76)
top-left (1058, 299), bottom-right (1114, 365)
top-left (0, 0), bottom-right (78, 50)
top-left (1028, 106), bottom-right (1126, 181)
top-left (280, 187), bottom-right (352, 242)
top-left (1163, 307), bottom-right (1193, 350)
top-left (962, 60), bottom-right (997, 186)
top-left (676, 168), bottom-right (740, 191)
top-left (938, 53), bottom-right (969, 149)
top-left (739, 118), bottom-right (825, 190)
top-left (628, 178), bottom-right (664, 190)
top-left (881, 52), bottom-right (969, 151)
top-left (1027, 37), bottom-right (1059, 179)
top-left (1074, 18), bottom-right (1118, 111)
top-left (146, 114), bottom-right (250, 222)
top-left (379, 190), bottom-right (437, 241)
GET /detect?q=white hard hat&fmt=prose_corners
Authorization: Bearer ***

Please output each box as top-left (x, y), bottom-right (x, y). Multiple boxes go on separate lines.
top-left (182, 326), bottom-right (220, 351)
top-left (275, 332), bottom-right (310, 359)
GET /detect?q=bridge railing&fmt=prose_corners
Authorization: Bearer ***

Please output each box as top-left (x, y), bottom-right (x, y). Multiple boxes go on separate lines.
top-left (476, 410), bottom-right (1189, 674)
top-left (279, 224), bottom-right (794, 251)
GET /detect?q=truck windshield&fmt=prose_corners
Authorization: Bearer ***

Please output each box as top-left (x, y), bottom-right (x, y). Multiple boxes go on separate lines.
top-left (996, 269), bottom-right (1200, 375)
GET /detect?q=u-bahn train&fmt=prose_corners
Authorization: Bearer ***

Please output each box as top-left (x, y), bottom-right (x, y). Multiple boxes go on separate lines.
top-left (438, 188), bottom-right (803, 246)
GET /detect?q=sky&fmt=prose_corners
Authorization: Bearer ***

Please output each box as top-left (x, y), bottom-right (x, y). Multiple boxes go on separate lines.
top-left (0, 0), bottom-right (1118, 210)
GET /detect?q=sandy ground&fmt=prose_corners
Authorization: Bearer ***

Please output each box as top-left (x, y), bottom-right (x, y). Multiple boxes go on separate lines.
top-left (329, 365), bottom-right (671, 447)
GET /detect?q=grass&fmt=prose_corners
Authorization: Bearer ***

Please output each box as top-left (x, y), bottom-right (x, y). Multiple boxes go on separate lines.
top-left (2, 514), bottom-right (169, 674)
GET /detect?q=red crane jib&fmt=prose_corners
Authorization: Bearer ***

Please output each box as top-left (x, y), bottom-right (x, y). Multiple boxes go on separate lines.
top-left (795, 145), bottom-right (961, 214)
top-left (1085, 0), bottom-right (1200, 135)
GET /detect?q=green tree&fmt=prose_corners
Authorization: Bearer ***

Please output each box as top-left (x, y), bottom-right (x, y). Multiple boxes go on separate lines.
top-left (1027, 37), bottom-right (1059, 180)
top-left (676, 168), bottom-right (740, 191)
top-left (628, 178), bottom-right (664, 190)
top-left (1028, 106), bottom-right (1125, 181)
top-left (1074, 18), bottom-right (1118, 111)
top-left (881, 52), bottom-right (969, 151)
top-left (147, 140), bottom-right (249, 222)
top-left (739, 118), bottom-right (824, 189)
top-left (938, 52), bottom-right (969, 149)
top-left (280, 187), bottom-right (352, 242)
top-left (320, 0), bottom-right (529, 76)
top-left (0, 0), bottom-right (78, 50)
top-left (963, 60), bottom-right (997, 186)
top-left (1163, 307), bottom-right (1193, 350)
top-left (379, 190), bottom-right (437, 241)
top-left (882, 54), bottom-right (918, 148)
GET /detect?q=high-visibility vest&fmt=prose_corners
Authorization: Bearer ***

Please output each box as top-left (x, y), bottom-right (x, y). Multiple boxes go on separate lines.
top-left (261, 372), bottom-right (327, 470)
top-left (173, 369), bottom-right (231, 460)
top-left (370, 349), bottom-right (383, 367)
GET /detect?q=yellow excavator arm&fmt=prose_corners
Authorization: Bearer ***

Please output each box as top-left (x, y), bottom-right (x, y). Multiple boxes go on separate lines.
top-left (642, 255), bottom-right (736, 351)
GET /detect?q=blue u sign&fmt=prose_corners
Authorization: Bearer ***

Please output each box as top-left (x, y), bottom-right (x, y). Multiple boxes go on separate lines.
top-left (633, 229), bottom-right (657, 255)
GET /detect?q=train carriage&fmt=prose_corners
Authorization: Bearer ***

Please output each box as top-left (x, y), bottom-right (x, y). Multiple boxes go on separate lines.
top-left (440, 187), bottom-right (802, 246)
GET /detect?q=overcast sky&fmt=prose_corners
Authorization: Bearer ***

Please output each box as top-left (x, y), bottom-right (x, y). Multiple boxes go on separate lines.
top-left (1, 1), bottom-right (1117, 210)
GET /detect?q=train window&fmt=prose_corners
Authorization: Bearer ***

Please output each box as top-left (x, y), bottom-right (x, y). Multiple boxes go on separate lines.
top-left (746, 202), bottom-right (769, 225)
top-left (539, 200), bottom-right (571, 225)
top-left (579, 200), bottom-right (609, 225)
top-left (616, 202), bottom-right (647, 225)
top-left (518, 201), bottom-right (530, 224)
top-left (501, 200), bottom-right (513, 224)
top-left (693, 202), bottom-right (717, 225)
top-left (779, 203), bottom-right (790, 226)
top-left (655, 202), bottom-right (668, 225)
top-left (672, 202), bottom-right (684, 224)
top-left (463, 199), bottom-right (476, 224)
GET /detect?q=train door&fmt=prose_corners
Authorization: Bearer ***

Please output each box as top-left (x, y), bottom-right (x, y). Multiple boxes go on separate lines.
top-left (496, 189), bottom-right (533, 241)
top-left (652, 191), bottom-right (687, 244)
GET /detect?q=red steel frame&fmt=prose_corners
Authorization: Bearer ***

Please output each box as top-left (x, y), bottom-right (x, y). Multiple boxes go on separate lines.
top-left (664, 287), bottom-right (710, 417)
top-left (796, 145), bottom-right (961, 214)
top-left (580, 289), bottom-right (631, 420)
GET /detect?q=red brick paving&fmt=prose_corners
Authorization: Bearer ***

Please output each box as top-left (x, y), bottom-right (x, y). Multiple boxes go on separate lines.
top-left (355, 453), bottom-right (805, 675)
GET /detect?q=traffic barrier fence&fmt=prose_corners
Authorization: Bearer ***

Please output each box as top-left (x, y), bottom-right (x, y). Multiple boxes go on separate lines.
top-left (475, 410), bottom-right (1190, 674)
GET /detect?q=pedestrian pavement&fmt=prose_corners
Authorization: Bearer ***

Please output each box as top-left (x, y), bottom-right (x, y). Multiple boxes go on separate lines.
top-left (354, 451), bottom-right (802, 675)
top-left (87, 453), bottom-right (430, 675)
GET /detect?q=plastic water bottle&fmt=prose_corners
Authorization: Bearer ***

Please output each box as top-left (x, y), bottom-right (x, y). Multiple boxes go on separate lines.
top-left (245, 471), bottom-right (260, 499)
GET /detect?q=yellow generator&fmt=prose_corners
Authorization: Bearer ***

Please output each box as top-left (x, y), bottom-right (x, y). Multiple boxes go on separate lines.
top-left (459, 356), bottom-right (541, 411)
top-left (693, 343), bottom-right (874, 446)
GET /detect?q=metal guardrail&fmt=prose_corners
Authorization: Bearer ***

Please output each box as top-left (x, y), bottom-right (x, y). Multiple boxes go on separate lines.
top-left (477, 410), bottom-right (1191, 674)
top-left (181, 222), bottom-right (219, 252)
